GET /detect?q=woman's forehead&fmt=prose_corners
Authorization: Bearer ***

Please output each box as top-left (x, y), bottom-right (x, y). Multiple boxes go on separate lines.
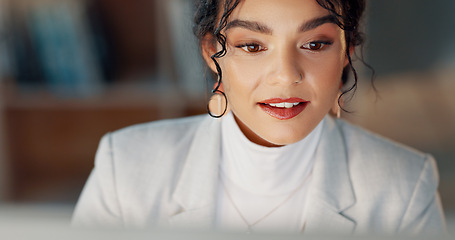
top-left (225, 0), bottom-right (334, 33)
top-left (228, 0), bottom-right (330, 23)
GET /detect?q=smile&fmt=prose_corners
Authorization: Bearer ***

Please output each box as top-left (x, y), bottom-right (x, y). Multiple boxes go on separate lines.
top-left (266, 102), bottom-right (301, 108)
top-left (258, 98), bottom-right (309, 120)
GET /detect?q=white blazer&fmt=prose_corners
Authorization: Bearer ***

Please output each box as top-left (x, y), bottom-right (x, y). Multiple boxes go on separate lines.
top-left (72, 115), bottom-right (446, 235)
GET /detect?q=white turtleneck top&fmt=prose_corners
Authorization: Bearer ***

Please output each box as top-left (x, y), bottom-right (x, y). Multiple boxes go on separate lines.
top-left (215, 112), bottom-right (324, 233)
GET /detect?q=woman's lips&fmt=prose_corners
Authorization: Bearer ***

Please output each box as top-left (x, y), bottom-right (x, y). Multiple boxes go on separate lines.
top-left (258, 98), bottom-right (309, 120)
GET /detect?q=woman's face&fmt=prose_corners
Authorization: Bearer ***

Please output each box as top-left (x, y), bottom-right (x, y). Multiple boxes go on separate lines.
top-left (204, 0), bottom-right (348, 147)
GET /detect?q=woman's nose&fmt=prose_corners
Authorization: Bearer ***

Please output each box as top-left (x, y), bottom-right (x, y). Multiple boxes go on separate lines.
top-left (268, 48), bottom-right (303, 85)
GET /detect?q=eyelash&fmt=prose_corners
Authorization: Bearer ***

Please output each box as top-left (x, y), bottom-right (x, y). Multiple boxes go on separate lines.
top-left (236, 42), bottom-right (266, 53)
top-left (301, 41), bottom-right (333, 51)
top-left (235, 40), bottom-right (333, 53)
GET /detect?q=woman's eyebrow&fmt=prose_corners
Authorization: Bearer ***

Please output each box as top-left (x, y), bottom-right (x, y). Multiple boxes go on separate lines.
top-left (298, 15), bottom-right (337, 32)
top-left (225, 15), bottom-right (337, 34)
top-left (225, 19), bottom-right (273, 34)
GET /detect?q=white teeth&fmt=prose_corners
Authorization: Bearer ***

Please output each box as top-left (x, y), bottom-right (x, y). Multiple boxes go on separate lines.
top-left (268, 102), bottom-right (300, 108)
top-left (284, 102), bottom-right (294, 108)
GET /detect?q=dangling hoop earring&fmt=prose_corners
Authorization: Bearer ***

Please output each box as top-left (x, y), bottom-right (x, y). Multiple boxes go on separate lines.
top-left (207, 88), bottom-right (228, 118)
top-left (332, 92), bottom-right (343, 119)
top-left (336, 102), bottom-right (341, 119)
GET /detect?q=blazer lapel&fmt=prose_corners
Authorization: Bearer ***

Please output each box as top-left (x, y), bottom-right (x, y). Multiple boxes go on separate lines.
top-left (168, 116), bottom-right (357, 232)
top-left (304, 117), bottom-right (357, 235)
top-left (169, 116), bottom-right (221, 228)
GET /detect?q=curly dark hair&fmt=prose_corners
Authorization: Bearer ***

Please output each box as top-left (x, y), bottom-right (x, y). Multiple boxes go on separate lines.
top-left (193, 0), bottom-right (367, 114)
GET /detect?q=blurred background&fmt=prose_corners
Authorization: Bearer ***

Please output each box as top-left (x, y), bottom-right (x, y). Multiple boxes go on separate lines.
top-left (0, 0), bottom-right (453, 232)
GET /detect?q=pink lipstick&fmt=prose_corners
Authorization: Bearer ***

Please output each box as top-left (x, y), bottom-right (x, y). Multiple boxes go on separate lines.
top-left (258, 98), bottom-right (309, 120)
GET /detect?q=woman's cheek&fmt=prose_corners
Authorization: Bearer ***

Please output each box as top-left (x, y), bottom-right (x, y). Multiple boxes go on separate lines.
top-left (225, 59), bottom-right (262, 90)
top-left (311, 54), bottom-right (344, 82)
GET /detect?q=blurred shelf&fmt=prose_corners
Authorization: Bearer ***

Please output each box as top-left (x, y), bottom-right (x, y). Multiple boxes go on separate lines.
top-left (0, 0), bottom-right (208, 203)
top-left (1, 84), bottom-right (207, 203)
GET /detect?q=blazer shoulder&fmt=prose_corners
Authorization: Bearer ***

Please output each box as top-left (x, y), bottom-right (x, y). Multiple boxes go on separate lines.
top-left (97, 114), bottom-right (212, 168)
top-left (334, 118), bottom-right (439, 191)
top-left (333, 119), bottom-right (444, 233)
top-left (335, 117), bottom-right (439, 197)
top-left (336, 118), bottom-right (428, 163)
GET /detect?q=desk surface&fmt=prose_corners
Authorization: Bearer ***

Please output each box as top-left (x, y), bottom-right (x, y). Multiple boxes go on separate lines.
top-left (0, 204), bottom-right (453, 240)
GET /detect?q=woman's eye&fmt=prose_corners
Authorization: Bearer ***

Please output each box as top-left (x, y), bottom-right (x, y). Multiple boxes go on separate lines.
top-left (301, 41), bottom-right (332, 51)
top-left (237, 43), bottom-right (265, 53)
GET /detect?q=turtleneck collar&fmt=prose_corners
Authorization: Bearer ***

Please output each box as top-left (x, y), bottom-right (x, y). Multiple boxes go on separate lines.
top-left (220, 111), bottom-right (324, 196)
